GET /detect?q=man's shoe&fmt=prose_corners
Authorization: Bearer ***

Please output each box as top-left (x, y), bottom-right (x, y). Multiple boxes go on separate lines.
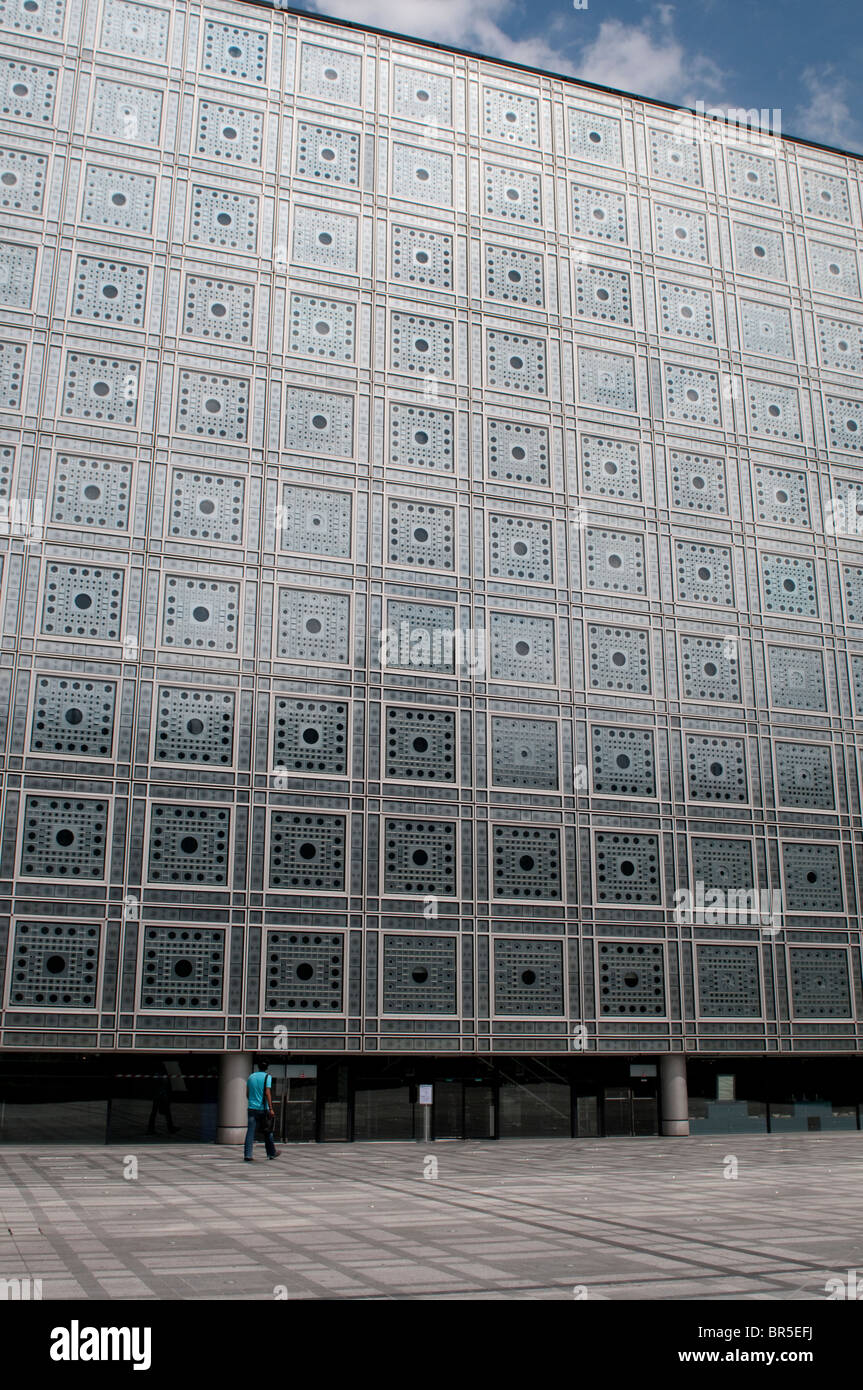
top-left (267, 1149), bottom-right (280, 1159)
top-left (244, 1157), bottom-right (254, 1162)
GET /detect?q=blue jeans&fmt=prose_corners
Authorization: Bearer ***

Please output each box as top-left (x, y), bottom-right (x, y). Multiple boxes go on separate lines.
top-left (244, 1109), bottom-right (276, 1159)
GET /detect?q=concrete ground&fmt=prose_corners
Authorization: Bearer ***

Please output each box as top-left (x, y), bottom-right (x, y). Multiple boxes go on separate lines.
top-left (0, 1134), bottom-right (860, 1299)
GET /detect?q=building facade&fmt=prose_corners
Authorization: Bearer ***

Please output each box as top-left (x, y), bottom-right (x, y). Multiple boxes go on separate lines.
top-left (1, 0), bottom-right (863, 1143)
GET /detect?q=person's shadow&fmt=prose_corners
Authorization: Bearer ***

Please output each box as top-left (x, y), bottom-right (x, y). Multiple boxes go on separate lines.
top-left (146, 1067), bottom-right (180, 1136)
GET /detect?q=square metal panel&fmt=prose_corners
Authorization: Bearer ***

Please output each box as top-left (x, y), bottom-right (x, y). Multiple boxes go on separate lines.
top-left (594, 832), bottom-right (661, 904)
top-left (584, 527), bottom-right (646, 594)
top-left (61, 354), bottom-right (139, 425)
top-left (390, 310), bottom-right (453, 377)
top-left (189, 184), bottom-right (259, 253)
top-left (385, 705), bottom-right (456, 782)
top-left (581, 435), bottom-right (641, 500)
top-left (392, 64), bottom-right (452, 125)
top-left (664, 364), bottom-right (721, 427)
top-left (268, 812), bottom-right (346, 891)
top-left (789, 948), bottom-right (851, 1017)
top-left (781, 842), bottom-right (844, 912)
top-left (299, 41), bottom-right (362, 106)
top-left (490, 716), bottom-right (558, 790)
top-left (20, 795), bottom-right (108, 879)
top-left (140, 927), bottom-right (224, 1010)
top-left (0, 240), bottom-right (37, 306)
top-left (273, 698), bottom-right (348, 776)
top-left (648, 128), bottom-right (702, 186)
top-left (485, 243), bottom-right (544, 306)
top-left (768, 645), bottom-right (826, 711)
top-left (289, 292), bottom-right (356, 362)
top-left (574, 264), bottom-right (631, 324)
top-left (387, 498), bottom-right (455, 571)
top-left (487, 418), bottom-right (549, 486)
top-left (154, 687), bottom-right (235, 766)
top-left (697, 946), bottom-right (762, 1018)
top-left (577, 349), bottom-right (636, 411)
top-left (761, 553), bottom-right (818, 617)
top-left (727, 149), bottom-right (779, 206)
top-left (483, 163), bottom-right (542, 224)
top-left (680, 634), bottom-right (740, 703)
top-left (263, 930), bottom-right (344, 1013)
top-left (685, 734), bottom-right (748, 803)
top-left (753, 465), bottom-right (809, 525)
top-left (390, 403), bottom-right (454, 472)
top-left (161, 575), bottom-right (240, 651)
top-left (592, 725), bottom-right (656, 798)
top-left (674, 540), bottom-right (735, 607)
top-left (279, 483), bottom-right (351, 557)
top-left (30, 675), bottom-right (116, 758)
top-left (182, 275), bottom-right (254, 344)
top-left (296, 122), bottom-right (360, 186)
top-left (147, 804), bottom-right (230, 885)
top-left (72, 255), bottom-right (148, 326)
top-left (587, 624), bottom-right (651, 694)
top-left (384, 600), bottom-right (456, 674)
top-left (382, 934), bottom-right (457, 1014)
top-left (571, 182), bottom-right (627, 244)
top-left (391, 142), bottom-right (452, 206)
top-left (7, 921), bottom-right (100, 1009)
top-left (91, 78), bottom-right (162, 146)
top-left (41, 562), bottom-right (124, 640)
top-left (285, 386), bottom-right (354, 456)
top-left (488, 512), bottom-right (552, 583)
top-left (482, 86), bottom-right (540, 148)
top-left (194, 99), bottom-right (262, 165)
top-left (489, 611), bottom-right (556, 683)
top-left (175, 370), bottom-right (249, 440)
top-left (202, 19), bottom-right (268, 85)
top-left (167, 468), bottom-right (245, 543)
top-left (775, 742), bottom-right (835, 809)
top-left (654, 203), bottom-right (708, 262)
top-left (81, 164), bottom-right (155, 232)
top-left (493, 938), bottom-right (564, 1015)
top-left (690, 836), bottom-right (754, 892)
top-left (669, 450), bottom-right (727, 514)
top-left (391, 224), bottom-right (453, 290)
top-left (51, 454), bottom-right (132, 530)
top-left (383, 819), bottom-right (457, 896)
top-left (0, 59), bottom-right (57, 125)
top-left (0, 146), bottom-right (46, 214)
top-left (659, 281), bottom-right (714, 342)
top-left (567, 108), bottom-right (622, 165)
top-left (598, 942), bottom-right (665, 1014)
top-left (486, 329), bottom-right (546, 395)
top-left (491, 824), bottom-right (562, 900)
top-left (292, 204), bottom-right (357, 272)
top-left (277, 588), bottom-right (351, 663)
top-left (100, 2), bottom-right (170, 61)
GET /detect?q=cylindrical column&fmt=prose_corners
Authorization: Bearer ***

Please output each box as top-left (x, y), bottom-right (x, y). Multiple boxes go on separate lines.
top-left (660, 1054), bottom-right (690, 1136)
top-left (217, 1051), bottom-right (253, 1145)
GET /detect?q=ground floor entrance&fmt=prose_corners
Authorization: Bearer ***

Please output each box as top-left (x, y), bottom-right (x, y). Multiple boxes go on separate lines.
top-left (2, 1052), bottom-right (862, 1143)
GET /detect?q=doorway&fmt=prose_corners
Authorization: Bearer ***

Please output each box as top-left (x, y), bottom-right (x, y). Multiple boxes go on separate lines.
top-left (433, 1079), bottom-right (496, 1139)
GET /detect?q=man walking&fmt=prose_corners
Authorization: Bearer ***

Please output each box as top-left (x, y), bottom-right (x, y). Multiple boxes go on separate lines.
top-left (244, 1059), bottom-right (279, 1162)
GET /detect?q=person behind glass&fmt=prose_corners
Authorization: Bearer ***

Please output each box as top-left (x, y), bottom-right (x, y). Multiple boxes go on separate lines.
top-left (244, 1059), bottom-right (279, 1162)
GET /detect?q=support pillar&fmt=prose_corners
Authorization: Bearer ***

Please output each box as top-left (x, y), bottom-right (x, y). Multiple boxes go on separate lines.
top-left (217, 1051), bottom-right (252, 1145)
top-left (660, 1054), bottom-right (689, 1136)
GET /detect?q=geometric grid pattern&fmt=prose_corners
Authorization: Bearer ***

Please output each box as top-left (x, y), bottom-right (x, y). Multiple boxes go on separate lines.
top-left (1, 0), bottom-right (862, 1061)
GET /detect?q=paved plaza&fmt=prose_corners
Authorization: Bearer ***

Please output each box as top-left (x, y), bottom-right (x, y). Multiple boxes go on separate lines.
top-left (0, 1134), bottom-right (860, 1300)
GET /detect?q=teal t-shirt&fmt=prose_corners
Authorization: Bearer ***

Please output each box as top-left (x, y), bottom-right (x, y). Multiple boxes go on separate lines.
top-left (247, 1072), bottom-right (271, 1111)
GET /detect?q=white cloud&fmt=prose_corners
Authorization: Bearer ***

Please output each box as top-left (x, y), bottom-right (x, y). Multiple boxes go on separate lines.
top-left (302, 0), bottom-right (725, 104)
top-left (574, 6), bottom-right (724, 105)
top-left (796, 67), bottom-right (863, 151)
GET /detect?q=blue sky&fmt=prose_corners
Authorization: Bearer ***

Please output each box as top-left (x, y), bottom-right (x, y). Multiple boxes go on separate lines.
top-left (285, 0), bottom-right (863, 151)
